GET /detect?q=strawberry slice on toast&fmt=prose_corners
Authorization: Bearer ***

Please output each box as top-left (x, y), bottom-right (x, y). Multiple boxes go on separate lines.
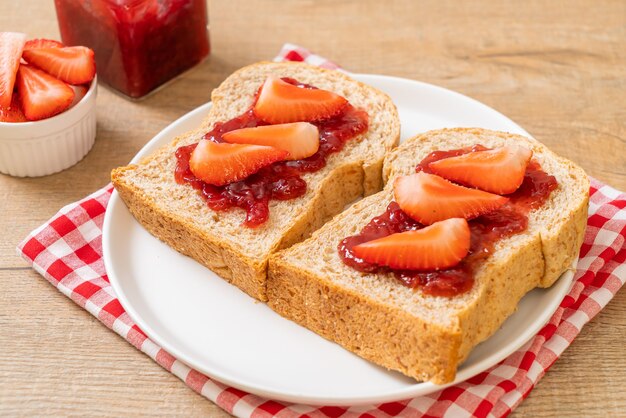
top-left (189, 140), bottom-right (289, 186)
top-left (394, 172), bottom-right (508, 225)
top-left (16, 64), bottom-right (75, 121)
top-left (222, 122), bottom-right (320, 160)
top-left (353, 218), bottom-right (471, 270)
top-left (0, 32), bottom-right (27, 108)
top-left (22, 46), bottom-right (96, 85)
top-left (253, 76), bottom-right (348, 124)
top-left (429, 145), bottom-right (533, 194)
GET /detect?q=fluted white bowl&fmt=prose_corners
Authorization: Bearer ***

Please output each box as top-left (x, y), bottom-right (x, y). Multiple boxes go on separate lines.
top-left (0, 76), bottom-right (97, 177)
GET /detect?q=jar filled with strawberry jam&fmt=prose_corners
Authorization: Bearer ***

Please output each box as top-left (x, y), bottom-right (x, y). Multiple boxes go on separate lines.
top-left (54, 0), bottom-right (210, 99)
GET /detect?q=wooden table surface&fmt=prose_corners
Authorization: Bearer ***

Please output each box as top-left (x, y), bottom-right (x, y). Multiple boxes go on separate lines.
top-left (1, 0), bottom-right (624, 416)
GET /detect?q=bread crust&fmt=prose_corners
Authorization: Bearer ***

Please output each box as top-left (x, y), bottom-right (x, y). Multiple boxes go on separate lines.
top-left (268, 128), bottom-right (589, 383)
top-left (112, 164), bottom-right (268, 297)
top-left (539, 174), bottom-right (588, 287)
top-left (111, 62), bottom-right (400, 301)
top-left (269, 255), bottom-right (462, 383)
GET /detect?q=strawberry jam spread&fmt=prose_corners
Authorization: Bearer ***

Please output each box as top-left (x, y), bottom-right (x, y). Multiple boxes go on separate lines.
top-left (339, 144), bottom-right (558, 297)
top-left (175, 78), bottom-right (368, 227)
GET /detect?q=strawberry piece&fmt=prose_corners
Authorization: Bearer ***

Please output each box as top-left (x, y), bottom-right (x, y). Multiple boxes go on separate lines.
top-left (429, 145), bottom-right (533, 194)
top-left (394, 172), bottom-right (508, 225)
top-left (353, 218), bottom-right (470, 271)
top-left (222, 122), bottom-right (320, 160)
top-left (253, 76), bottom-right (348, 124)
top-left (22, 46), bottom-right (96, 85)
top-left (16, 64), bottom-right (74, 121)
top-left (189, 140), bottom-right (289, 186)
top-left (0, 32), bottom-right (26, 108)
top-left (0, 94), bottom-right (27, 122)
top-left (23, 38), bottom-right (63, 51)
top-left (69, 85), bottom-right (88, 108)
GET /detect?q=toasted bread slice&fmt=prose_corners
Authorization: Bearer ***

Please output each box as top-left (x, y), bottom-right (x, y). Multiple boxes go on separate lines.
top-left (268, 128), bottom-right (588, 383)
top-left (111, 62), bottom-right (400, 301)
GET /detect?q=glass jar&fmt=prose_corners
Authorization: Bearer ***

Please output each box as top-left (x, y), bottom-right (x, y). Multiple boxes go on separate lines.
top-left (54, 0), bottom-right (210, 99)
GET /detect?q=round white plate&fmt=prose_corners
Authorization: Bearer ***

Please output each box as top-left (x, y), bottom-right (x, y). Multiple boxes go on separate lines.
top-left (103, 74), bottom-right (575, 406)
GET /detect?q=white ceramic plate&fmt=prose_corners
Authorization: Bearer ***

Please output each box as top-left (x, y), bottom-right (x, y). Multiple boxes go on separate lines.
top-left (103, 74), bottom-right (575, 406)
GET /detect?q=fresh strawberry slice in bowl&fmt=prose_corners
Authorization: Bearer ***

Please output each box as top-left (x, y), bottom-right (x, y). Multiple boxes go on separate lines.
top-left (353, 218), bottom-right (471, 270)
top-left (22, 46), bottom-right (96, 85)
top-left (0, 62), bottom-right (97, 177)
top-left (394, 172), bottom-right (508, 225)
top-left (0, 94), bottom-right (27, 122)
top-left (16, 64), bottom-right (75, 121)
top-left (253, 76), bottom-right (348, 124)
top-left (429, 145), bottom-right (533, 194)
top-left (0, 32), bottom-right (27, 108)
top-left (69, 85), bottom-right (89, 108)
top-left (189, 140), bottom-right (289, 186)
top-left (23, 38), bottom-right (64, 51)
top-left (222, 122), bottom-right (320, 160)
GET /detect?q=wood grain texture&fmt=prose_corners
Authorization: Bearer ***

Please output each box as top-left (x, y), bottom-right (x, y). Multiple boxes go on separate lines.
top-left (0, 0), bottom-right (624, 416)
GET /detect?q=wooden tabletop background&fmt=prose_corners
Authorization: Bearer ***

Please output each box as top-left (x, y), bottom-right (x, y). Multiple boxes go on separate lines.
top-left (1, 0), bottom-right (624, 416)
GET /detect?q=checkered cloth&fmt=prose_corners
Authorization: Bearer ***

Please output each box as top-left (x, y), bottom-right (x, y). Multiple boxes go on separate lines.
top-left (18, 45), bottom-right (626, 418)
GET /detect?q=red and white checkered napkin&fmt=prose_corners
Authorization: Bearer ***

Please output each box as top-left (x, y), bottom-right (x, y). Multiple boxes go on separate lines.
top-left (18, 45), bottom-right (626, 418)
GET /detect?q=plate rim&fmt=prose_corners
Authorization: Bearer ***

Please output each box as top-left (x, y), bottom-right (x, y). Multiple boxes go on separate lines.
top-left (103, 73), bottom-right (576, 406)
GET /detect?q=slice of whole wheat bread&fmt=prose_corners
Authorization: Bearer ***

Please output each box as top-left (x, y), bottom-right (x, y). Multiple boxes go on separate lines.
top-left (111, 62), bottom-right (400, 301)
top-left (267, 128), bottom-right (588, 383)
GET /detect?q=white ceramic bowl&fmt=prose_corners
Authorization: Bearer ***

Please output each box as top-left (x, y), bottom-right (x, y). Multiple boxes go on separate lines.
top-left (0, 77), bottom-right (97, 177)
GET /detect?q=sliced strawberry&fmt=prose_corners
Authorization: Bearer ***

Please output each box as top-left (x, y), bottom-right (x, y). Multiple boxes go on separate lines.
top-left (353, 218), bottom-right (470, 271)
top-left (69, 84), bottom-right (88, 108)
top-left (189, 140), bottom-right (289, 186)
top-left (0, 32), bottom-right (26, 108)
top-left (222, 122), bottom-right (319, 160)
top-left (0, 94), bottom-right (27, 122)
top-left (22, 46), bottom-right (96, 85)
top-left (253, 76), bottom-right (348, 124)
top-left (394, 172), bottom-right (508, 225)
top-left (23, 38), bottom-right (64, 51)
top-left (429, 145), bottom-right (533, 194)
top-left (16, 64), bottom-right (74, 121)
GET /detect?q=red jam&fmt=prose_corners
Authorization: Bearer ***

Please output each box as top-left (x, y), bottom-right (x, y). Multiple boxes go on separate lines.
top-left (338, 145), bottom-right (558, 297)
top-left (175, 78), bottom-right (369, 227)
top-left (54, 0), bottom-right (210, 98)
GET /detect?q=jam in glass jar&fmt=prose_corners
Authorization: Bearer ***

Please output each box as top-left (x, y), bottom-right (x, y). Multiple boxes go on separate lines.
top-left (54, 0), bottom-right (210, 99)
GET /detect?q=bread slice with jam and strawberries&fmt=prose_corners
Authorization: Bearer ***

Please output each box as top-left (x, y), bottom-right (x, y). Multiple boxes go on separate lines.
top-left (267, 128), bottom-right (589, 384)
top-left (111, 61), bottom-right (400, 301)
